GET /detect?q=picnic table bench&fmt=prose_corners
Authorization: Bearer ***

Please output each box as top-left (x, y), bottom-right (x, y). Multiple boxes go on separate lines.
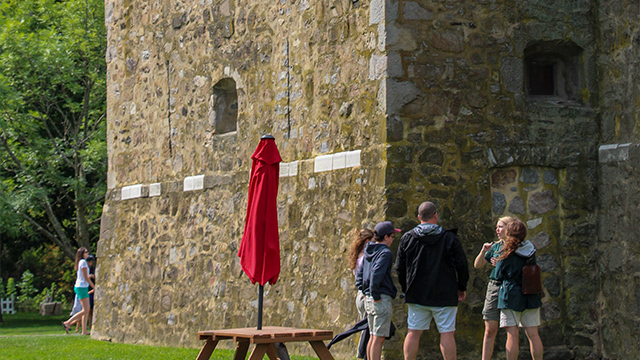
top-left (196, 326), bottom-right (334, 360)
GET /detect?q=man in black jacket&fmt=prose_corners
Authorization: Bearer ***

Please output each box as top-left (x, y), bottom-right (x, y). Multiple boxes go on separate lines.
top-left (395, 202), bottom-right (469, 360)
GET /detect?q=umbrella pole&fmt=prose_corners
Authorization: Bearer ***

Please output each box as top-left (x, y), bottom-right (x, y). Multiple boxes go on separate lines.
top-left (257, 284), bottom-right (264, 330)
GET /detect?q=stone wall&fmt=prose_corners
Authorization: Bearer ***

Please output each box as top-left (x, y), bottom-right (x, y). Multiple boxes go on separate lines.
top-left (96, 0), bottom-right (391, 357)
top-left (97, 0), bottom-right (640, 359)
top-left (381, 0), bottom-right (599, 358)
top-left (597, 0), bottom-right (640, 358)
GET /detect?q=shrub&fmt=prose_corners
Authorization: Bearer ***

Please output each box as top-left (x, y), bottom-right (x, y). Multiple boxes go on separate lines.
top-left (34, 283), bottom-right (67, 305)
top-left (16, 270), bottom-right (38, 312)
top-left (6, 277), bottom-right (16, 297)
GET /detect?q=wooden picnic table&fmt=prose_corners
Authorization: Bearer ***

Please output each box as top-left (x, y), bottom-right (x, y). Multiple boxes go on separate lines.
top-left (196, 326), bottom-right (335, 360)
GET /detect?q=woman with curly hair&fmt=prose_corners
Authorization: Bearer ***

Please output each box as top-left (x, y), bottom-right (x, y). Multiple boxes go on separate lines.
top-left (347, 228), bottom-right (374, 359)
top-left (473, 216), bottom-right (515, 360)
top-left (495, 219), bottom-right (543, 360)
top-left (348, 228), bottom-right (375, 321)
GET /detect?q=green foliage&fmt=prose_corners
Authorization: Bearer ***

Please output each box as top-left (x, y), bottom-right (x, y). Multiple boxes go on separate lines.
top-left (33, 282), bottom-right (67, 305)
top-left (18, 244), bottom-right (74, 300)
top-left (6, 277), bottom-right (16, 297)
top-left (16, 270), bottom-right (38, 311)
top-left (0, 0), bottom-right (107, 258)
top-left (17, 270), bottom-right (37, 299)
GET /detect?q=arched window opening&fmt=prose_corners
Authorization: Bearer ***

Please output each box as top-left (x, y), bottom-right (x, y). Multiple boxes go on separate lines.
top-left (211, 78), bottom-right (238, 134)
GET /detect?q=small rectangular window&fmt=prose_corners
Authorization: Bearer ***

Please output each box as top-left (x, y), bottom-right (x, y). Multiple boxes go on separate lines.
top-left (528, 62), bottom-right (555, 96)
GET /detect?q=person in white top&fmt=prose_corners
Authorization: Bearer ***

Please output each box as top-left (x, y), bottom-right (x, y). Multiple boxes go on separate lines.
top-left (62, 247), bottom-right (95, 335)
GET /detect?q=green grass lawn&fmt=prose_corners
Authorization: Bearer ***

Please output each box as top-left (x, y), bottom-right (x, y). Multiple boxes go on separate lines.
top-left (0, 335), bottom-right (205, 360)
top-left (0, 311), bottom-right (69, 336)
top-left (0, 312), bottom-right (322, 360)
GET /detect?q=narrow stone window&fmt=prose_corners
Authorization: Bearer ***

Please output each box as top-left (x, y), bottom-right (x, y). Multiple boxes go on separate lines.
top-left (211, 78), bottom-right (238, 134)
top-left (528, 61), bottom-right (555, 96)
top-left (524, 41), bottom-right (583, 102)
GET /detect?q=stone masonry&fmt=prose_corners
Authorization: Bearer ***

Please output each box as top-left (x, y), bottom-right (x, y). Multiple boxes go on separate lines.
top-left (96, 0), bottom-right (640, 359)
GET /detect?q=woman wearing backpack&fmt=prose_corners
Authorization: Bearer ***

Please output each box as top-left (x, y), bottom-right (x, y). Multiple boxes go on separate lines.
top-left (495, 219), bottom-right (543, 360)
top-left (474, 216), bottom-right (514, 360)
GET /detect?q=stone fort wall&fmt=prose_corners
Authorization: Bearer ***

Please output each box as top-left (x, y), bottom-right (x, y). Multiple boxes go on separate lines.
top-left (597, 0), bottom-right (640, 358)
top-left (96, 0), bottom-right (640, 358)
top-left (97, 0), bottom-right (391, 357)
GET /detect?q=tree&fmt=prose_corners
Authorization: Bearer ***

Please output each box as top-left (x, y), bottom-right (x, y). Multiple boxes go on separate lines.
top-left (0, 0), bottom-right (107, 259)
top-left (0, 181), bottom-right (21, 323)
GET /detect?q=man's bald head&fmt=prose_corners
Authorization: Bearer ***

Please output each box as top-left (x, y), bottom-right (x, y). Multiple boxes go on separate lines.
top-left (418, 201), bottom-right (437, 223)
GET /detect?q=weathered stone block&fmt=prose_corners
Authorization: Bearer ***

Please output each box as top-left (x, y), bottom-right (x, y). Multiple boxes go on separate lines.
top-left (537, 254), bottom-right (558, 272)
top-left (418, 147), bottom-right (444, 166)
top-left (544, 275), bottom-right (561, 297)
top-left (427, 31), bottom-right (464, 53)
top-left (491, 168), bottom-right (517, 188)
top-left (544, 170), bottom-right (559, 185)
top-left (39, 302), bottom-right (62, 316)
top-left (530, 231), bottom-right (551, 249)
top-left (507, 195), bottom-right (526, 215)
top-left (313, 154), bottom-right (332, 173)
top-left (492, 192), bottom-right (506, 214)
top-left (384, 79), bottom-right (420, 115)
top-left (541, 301), bottom-right (561, 321)
top-left (598, 143), bottom-right (631, 163)
top-left (149, 183), bottom-right (162, 197)
top-left (403, 2), bottom-right (433, 20)
top-left (529, 189), bottom-right (557, 214)
top-left (520, 168), bottom-right (540, 184)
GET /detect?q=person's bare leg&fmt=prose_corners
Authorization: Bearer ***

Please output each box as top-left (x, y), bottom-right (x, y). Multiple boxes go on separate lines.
top-left (505, 326), bottom-right (519, 360)
top-left (368, 335), bottom-right (385, 360)
top-left (403, 329), bottom-right (423, 360)
top-left (64, 307), bottom-right (87, 330)
top-left (482, 320), bottom-right (499, 360)
top-left (440, 331), bottom-right (457, 360)
top-left (79, 297), bottom-right (90, 334)
top-left (524, 326), bottom-right (543, 360)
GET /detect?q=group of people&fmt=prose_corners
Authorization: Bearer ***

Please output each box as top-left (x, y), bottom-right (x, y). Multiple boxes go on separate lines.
top-left (61, 247), bottom-right (96, 336)
top-left (350, 201), bottom-right (543, 360)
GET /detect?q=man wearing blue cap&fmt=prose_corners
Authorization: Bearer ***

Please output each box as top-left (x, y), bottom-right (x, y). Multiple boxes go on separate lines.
top-left (356, 221), bottom-right (401, 360)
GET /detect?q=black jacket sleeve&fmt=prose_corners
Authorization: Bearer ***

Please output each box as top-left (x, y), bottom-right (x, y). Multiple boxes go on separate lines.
top-left (449, 233), bottom-right (469, 292)
top-left (395, 234), bottom-right (408, 293)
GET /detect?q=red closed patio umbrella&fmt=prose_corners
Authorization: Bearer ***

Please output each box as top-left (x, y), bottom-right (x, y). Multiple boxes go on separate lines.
top-left (238, 135), bottom-right (282, 329)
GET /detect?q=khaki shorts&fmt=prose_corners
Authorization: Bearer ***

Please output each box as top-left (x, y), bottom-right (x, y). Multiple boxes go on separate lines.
top-left (482, 280), bottom-right (501, 321)
top-left (407, 304), bottom-right (457, 333)
top-left (500, 308), bottom-right (541, 328)
top-left (356, 290), bottom-right (366, 319)
top-left (365, 295), bottom-right (392, 337)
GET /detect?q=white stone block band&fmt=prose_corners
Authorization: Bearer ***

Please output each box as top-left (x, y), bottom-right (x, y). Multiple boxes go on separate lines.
top-left (121, 184), bottom-right (143, 200)
top-left (599, 143), bottom-right (631, 163)
top-left (116, 149), bottom-right (362, 199)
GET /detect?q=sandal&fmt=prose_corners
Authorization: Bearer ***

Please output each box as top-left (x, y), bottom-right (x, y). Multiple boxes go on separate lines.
top-left (61, 322), bottom-right (70, 334)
